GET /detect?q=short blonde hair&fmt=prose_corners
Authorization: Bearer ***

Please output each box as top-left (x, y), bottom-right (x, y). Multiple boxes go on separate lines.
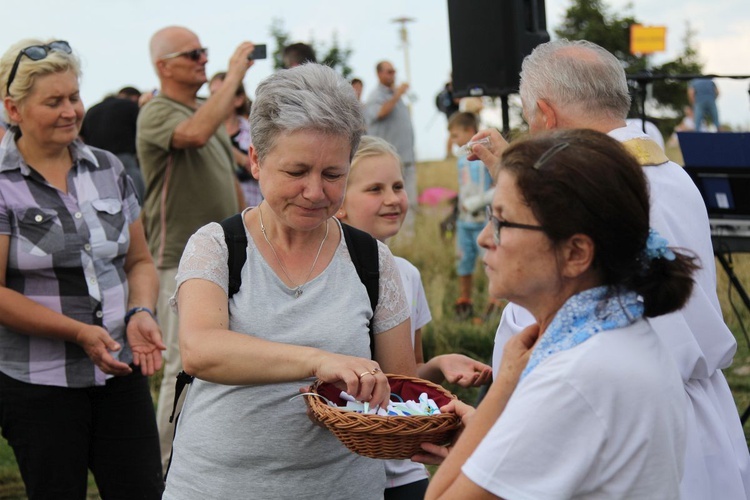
top-left (0, 38), bottom-right (81, 104)
top-left (350, 136), bottom-right (401, 179)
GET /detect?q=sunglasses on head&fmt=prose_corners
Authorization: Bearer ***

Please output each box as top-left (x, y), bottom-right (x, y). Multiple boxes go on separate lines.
top-left (6, 40), bottom-right (72, 96)
top-left (160, 47), bottom-right (208, 62)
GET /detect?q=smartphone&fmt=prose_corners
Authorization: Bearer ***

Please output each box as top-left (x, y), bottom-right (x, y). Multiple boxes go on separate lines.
top-left (249, 44), bottom-right (267, 60)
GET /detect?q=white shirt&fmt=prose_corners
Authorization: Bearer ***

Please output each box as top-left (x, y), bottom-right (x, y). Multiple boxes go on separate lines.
top-left (493, 127), bottom-right (750, 499)
top-left (467, 321), bottom-right (685, 499)
top-left (385, 256), bottom-right (432, 488)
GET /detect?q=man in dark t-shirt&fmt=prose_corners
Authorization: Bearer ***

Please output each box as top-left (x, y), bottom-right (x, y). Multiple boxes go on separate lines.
top-left (80, 87), bottom-right (145, 201)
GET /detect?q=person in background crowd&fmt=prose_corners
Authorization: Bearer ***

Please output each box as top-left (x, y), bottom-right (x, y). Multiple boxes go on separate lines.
top-left (282, 42), bottom-right (316, 68)
top-left (209, 71), bottom-right (262, 207)
top-left (688, 77), bottom-right (720, 132)
top-left (436, 79), bottom-right (460, 121)
top-left (137, 25), bottom-right (253, 474)
top-left (364, 60), bottom-right (417, 236)
top-left (437, 78), bottom-right (462, 158)
top-left (80, 86), bottom-right (146, 202)
top-left (351, 77), bottom-right (363, 101)
top-left (0, 37), bottom-right (164, 499)
top-left (447, 112), bottom-right (496, 321)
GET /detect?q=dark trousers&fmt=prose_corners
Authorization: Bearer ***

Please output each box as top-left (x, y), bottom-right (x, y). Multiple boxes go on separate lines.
top-left (385, 478), bottom-right (429, 500)
top-left (0, 368), bottom-right (163, 500)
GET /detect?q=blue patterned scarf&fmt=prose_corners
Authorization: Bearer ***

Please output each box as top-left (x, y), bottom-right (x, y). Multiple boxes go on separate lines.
top-left (521, 286), bottom-right (644, 380)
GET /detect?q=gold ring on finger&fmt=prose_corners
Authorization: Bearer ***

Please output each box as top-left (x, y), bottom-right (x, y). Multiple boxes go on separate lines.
top-left (358, 371), bottom-right (372, 379)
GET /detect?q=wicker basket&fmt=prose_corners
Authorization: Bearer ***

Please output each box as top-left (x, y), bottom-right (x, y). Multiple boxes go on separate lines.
top-left (305, 374), bottom-right (462, 459)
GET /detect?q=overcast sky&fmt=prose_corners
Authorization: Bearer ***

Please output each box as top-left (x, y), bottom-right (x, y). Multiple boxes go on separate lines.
top-left (2, 0), bottom-right (748, 160)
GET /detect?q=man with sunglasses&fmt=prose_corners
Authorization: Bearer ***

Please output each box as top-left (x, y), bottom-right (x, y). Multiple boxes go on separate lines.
top-left (468, 39), bottom-right (750, 500)
top-left (136, 25), bottom-right (257, 474)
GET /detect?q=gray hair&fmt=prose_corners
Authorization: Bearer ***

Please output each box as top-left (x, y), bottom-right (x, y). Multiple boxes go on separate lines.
top-left (250, 63), bottom-right (364, 162)
top-left (519, 39), bottom-right (630, 121)
top-left (0, 38), bottom-right (81, 103)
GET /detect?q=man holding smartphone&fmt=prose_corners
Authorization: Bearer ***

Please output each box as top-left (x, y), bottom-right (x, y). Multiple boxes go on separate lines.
top-left (136, 26), bottom-right (256, 474)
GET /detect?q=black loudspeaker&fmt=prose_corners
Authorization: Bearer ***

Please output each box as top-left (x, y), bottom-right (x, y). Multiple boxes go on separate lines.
top-left (448, 0), bottom-right (550, 97)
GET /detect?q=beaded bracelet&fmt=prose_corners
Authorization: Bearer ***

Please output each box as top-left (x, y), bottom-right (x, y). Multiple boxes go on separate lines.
top-left (124, 306), bottom-right (155, 326)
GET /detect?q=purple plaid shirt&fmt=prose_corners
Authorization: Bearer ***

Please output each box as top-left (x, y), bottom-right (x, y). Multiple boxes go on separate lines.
top-left (0, 128), bottom-right (139, 387)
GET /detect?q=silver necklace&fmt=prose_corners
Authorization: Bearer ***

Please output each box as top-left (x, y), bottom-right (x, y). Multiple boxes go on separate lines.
top-left (258, 205), bottom-right (330, 298)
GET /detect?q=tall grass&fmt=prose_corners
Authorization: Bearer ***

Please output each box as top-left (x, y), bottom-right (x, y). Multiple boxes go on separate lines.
top-left (716, 254), bottom-right (750, 438)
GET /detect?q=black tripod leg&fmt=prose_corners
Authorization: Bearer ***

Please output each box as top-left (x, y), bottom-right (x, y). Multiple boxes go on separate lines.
top-left (715, 251), bottom-right (750, 425)
top-left (715, 252), bottom-right (750, 348)
top-left (742, 404), bottom-right (750, 426)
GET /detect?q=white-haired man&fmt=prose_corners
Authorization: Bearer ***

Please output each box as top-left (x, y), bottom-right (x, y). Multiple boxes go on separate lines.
top-left (470, 39), bottom-right (749, 500)
top-left (137, 25), bottom-right (254, 473)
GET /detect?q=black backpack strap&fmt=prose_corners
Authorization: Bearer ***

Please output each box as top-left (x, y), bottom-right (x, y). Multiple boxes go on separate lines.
top-left (341, 223), bottom-right (380, 358)
top-left (220, 212), bottom-right (249, 299)
top-left (168, 371), bottom-right (195, 424)
top-left (168, 213), bottom-right (248, 405)
top-left (166, 212), bottom-right (248, 479)
top-left (165, 369), bottom-right (198, 480)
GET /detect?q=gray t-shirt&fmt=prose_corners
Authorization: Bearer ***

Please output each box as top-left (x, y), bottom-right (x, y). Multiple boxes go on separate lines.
top-left (364, 83), bottom-right (415, 164)
top-left (164, 215), bottom-right (409, 499)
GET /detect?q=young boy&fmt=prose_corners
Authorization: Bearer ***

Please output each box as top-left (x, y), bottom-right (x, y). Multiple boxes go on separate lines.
top-left (448, 112), bottom-right (495, 320)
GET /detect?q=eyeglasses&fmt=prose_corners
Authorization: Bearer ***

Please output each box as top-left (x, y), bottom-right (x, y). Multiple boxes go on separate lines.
top-left (485, 206), bottom-right (544, 245)
top-left (5, 40), bottom-right (72, 96)
top-left (160, 47), bottom-right (208, 62)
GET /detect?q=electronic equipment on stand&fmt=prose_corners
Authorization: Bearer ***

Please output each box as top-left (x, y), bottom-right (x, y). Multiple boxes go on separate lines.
top-left (447, 0), bottom-right (549, 136)
top-left (680, 131), bottom-right (750, 425)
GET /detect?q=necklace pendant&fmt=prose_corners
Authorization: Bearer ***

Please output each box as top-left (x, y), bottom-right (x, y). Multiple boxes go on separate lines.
top-left (294, 288), bottom-right (303, 299)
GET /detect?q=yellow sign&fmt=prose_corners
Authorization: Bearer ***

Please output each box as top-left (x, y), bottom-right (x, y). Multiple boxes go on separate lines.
top-left (630, 25), bottom-right (667, 54)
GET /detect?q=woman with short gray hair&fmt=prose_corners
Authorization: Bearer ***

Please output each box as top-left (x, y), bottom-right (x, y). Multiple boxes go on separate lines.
top-left (250, 62), bottom-right (364, 161)
top-left (164, 64), bottom-right (416, 499)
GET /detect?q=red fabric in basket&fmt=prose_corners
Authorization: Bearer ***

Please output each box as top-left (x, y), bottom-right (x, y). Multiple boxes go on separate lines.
top-left (316, 377), bottom-right (453, 407)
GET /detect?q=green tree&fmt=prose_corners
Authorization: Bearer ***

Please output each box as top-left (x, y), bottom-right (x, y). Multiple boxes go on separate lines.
top-left (269, 18), bottom-right (290, 71)
top-left (555, 0), bottom-right (647, 73)
top-left (269, 18), bottom-right (354, 78)
top-left (316, 33), bottom-right (354, 79)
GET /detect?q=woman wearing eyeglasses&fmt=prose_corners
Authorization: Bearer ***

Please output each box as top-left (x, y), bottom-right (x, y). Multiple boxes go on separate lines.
top-left (0, 39), bottom-right (164, 498)
top-left (416, 129), bottom-right (698, 499)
